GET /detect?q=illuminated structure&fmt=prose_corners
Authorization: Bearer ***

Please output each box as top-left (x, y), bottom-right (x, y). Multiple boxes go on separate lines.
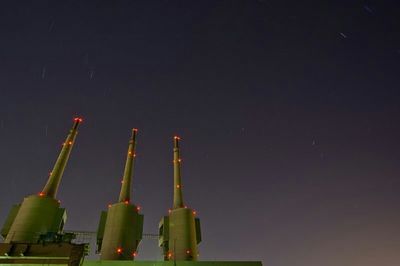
top-left (159, 136), bottom-right (201, 261)
top-left (0, 121), bottom-right (262, 266)
top-left (1, 118), bottom-right (82, 243)
top-left (96, 129), bottom-right (143, 260)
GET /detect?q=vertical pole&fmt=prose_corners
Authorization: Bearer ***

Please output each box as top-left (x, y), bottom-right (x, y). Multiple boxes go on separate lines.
top-left (118, 129), bottom-right (138, 203)
top-left (41, 117), bottom-right (82, 198)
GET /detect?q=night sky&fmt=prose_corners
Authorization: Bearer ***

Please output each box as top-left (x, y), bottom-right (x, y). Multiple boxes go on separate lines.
top-left (0, 1), bottom-right (400, 265)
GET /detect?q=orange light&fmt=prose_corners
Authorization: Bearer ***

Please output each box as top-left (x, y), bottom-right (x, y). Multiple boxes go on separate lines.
top-left (186, 250), bottom-right (190, 254)
top-left (193, 211), bottom-right (197, 215)
top-left (117, 248), bottom-right (123, 254)
top-left (178, 159), bottom-right (182, 162)
top-left (39, 192), bottom-right (45, 197)
top-left (128, 151), bottom-right (132, 155)
top-left (136, 206), bottom-right (141, 211)
top-left (168, 209), bottom-right (172, 213)
top-left (176, 185), bottom-right (180, 188)
top-left (174, 136), bottom-right (180, 140)
top-left (124, 200), bottom-right (129, 204)
top-left (184, 205), bottom-right (188, 209)
top-left (121, 180), bottom-right (124, 184)
top-left (133, 154), bottom-right (136, 157)
top-left (168, 252), bottom-right (172, 258)
top-left (108, 204), bottom-right (112, 208)
top-left (132, 251), bottom-right (137, 257)
top-left (68, 141), bottom-right (72, 145)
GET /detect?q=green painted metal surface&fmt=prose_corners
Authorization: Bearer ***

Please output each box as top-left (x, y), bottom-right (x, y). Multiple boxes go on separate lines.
top-left (4, 195), bottom-right (65, 243)
top-left (83, 261), bottom-right (262, 266)
top-left (159, 137), bottom-right (201, 261)
top-left (0, 242), bottom-right (86, 266)
top-left (0, 261), bottom-right (262, 266)
top-left (118, 129), bottom-right (137, 203)
top-left (2, 118), bottom-right (82, 243)
top-left (0, 124), bottom-right (261, 266)
top-left (97, 129), bottom-right (143, 260)
top-left (41, 118), bottom-right (82, 198)
top-left (173, 137), bottom-right (184, 209)
top-left (98, 203), bottom-right (143, 260)
top-left (1, 204), bottom-right (21, 238)
top-left (96, 211), bottom-right (108, 252)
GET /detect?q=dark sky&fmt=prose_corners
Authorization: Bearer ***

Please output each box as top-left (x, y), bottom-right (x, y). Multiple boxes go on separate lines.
top-left (0, 1), bottom-right (400, 265)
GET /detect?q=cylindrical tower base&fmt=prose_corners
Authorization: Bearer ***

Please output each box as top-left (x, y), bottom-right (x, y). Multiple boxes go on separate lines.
top-left (5, 195), bottom-right (64, 243)
top-left (100, 202), bottom-right (143, 260)
top-left (168, 208), bottom-right (199, 261)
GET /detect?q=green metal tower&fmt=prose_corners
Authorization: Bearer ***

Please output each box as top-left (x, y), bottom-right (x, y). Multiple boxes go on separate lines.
top-left (96, 129), bottom-right (143, 260)
top-left (1, 118), bottom-right (82, 243)
top-left (159, 136), bottom-right (201, 261)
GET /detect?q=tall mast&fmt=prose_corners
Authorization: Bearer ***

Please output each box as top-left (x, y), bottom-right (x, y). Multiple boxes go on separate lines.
top-left (118, 128), bottom-right (137, 203)
top-left (173, 136), bottom-right (184, 209)
top-left (41, 117), bottom-right (82, 198)
top-left (97, 128), bottom-right (143, 260)
top-left (158, 135), bottom-right (201, 261)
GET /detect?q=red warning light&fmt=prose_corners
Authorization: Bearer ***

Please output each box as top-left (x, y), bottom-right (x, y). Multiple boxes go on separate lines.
top-left (124, 200), bottom-right (129, 205)
top-left (117, 248), bottom-right (123, 254)
top-left (133, 128), bottom-right (138, 132)
top-left (174, 136), bottom-right (180, 140)
top-left (136, 206), bottom-right (141, 211)
top-left (39, 192), bottom-right (45, 197)
top-left (132, 251), bottom-right (137, 257)
top-left (74, 117), bottom-right (83, 122)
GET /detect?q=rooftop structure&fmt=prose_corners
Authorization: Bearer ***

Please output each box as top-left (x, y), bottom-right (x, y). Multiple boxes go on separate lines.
top-left (1, 118), bottom-right (82, 244)
top-left (0, 119), bottom-right (262, 266)
top-left (158, 136), bottom-right (201, 261)
top-left (96, 129), bottom-right (143, 260)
